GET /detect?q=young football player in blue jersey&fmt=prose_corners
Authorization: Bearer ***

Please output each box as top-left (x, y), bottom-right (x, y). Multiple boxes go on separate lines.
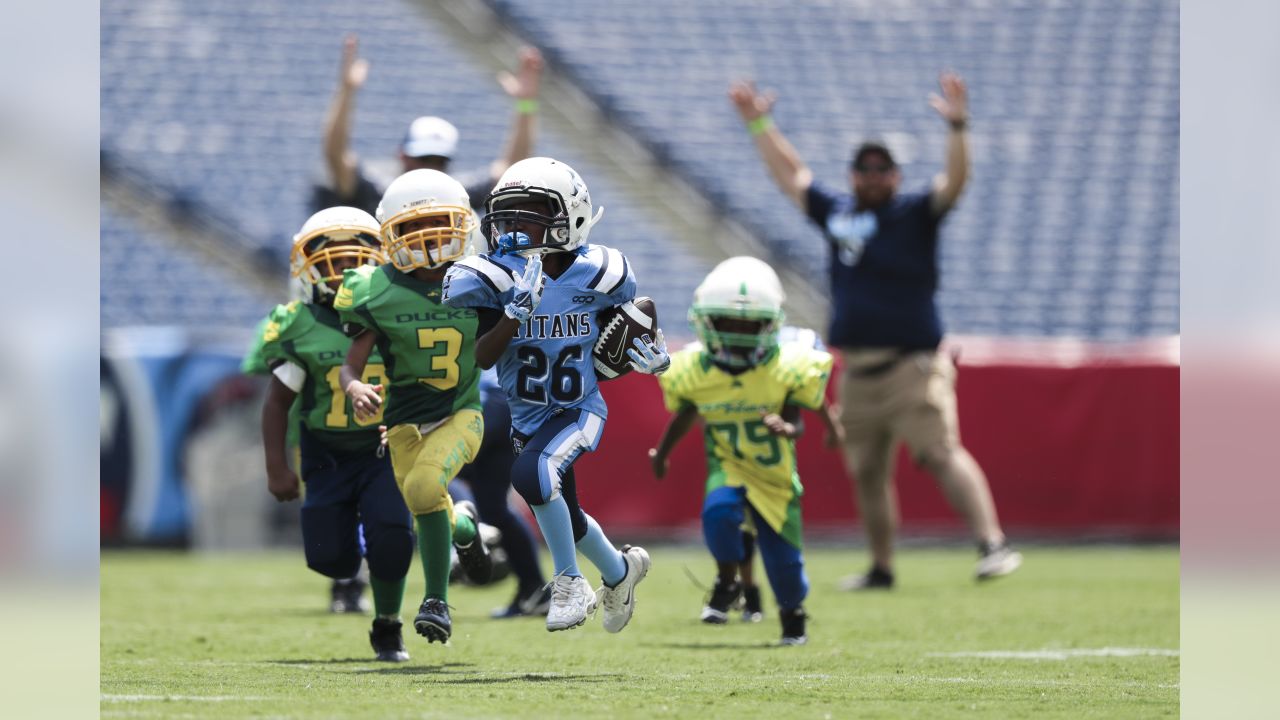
top-left (649, 257), bottom-right (835, 645)
top-left (442, 157), bottom-right (668, 633)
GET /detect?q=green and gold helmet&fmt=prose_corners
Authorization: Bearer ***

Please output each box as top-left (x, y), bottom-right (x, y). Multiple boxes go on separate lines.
top-left (688, 256), bottom-right (785, 368)
top-left (290, 206), bottom-right (385, 304)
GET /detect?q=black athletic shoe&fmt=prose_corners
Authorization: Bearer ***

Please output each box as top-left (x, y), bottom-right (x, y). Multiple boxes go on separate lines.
top-left (330, 577), bottom-right (370, 614)
top-left (700, 578), bottom-right (742, 624)
top-left (779, 606), bottom-right (808, 646)
top-left (369, 618), bottom-right (410, 662)
top-left (741, 585), bottom-right (764, 623)
top-left (453, 501), bottom-right (493, 585)
top-left (837, 565), bottom-right (895, 591)
top-left (414, 598), bottom-right (452, 644)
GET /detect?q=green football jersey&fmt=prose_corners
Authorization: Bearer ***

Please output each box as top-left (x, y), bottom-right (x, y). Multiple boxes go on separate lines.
top-left (334, 264), bottom-right (482, 428)
top-left (242, 312), bottom-right (302, 453)
top-left (253, 300), bottom-right (387, 454)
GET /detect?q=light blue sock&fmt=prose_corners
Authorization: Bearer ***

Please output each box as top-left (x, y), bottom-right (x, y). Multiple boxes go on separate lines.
top-left (531, 496), bottom-right (581, 578)
top-left (577, 514), bottom-right (627, 587)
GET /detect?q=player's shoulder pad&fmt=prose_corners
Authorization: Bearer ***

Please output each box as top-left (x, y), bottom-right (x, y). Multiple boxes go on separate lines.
top-left (333, 264), bottom-right (389, 312)
top-left (778, 341), bottom-right (834, 371)
top-left (582, 244), bottom-right (633, 296)
top-left (777, 325), bottom-right (825, 352)
top-left (775, 342), bottom-right (835, 393)
top-left (443, 254), bottom-right (516, 307)
top-left (260, 301), bottom-right (310, 345)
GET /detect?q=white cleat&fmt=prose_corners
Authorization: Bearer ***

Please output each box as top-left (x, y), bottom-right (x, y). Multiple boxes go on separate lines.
top-left (598, 545), bottom-right (651, 634)
top-left (546, 574), bottom-right (598, 632)
top-left (975, 545), bottom-right (1023, 581)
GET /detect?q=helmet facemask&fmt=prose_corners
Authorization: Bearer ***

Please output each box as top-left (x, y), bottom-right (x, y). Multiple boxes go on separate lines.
top-left (482, 189), bottom-right (572, 256)
top-left (382, 205), bottom-right (475, 271)
top-left (690, 307), bottom-right (783, 368)
top-left (290, 226), bottom-right (384, 305)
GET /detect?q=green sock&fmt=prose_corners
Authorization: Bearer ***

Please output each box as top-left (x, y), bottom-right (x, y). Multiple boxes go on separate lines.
top-left (416, 511), bottom-right (453, 601)
top-left (369, 574), bottom-right (405, 618)
top-left (453, 511), bottom-right (478, 546)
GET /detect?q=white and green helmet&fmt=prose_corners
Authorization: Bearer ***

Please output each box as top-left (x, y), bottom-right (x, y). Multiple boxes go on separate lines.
top-left (689, 256), bottom-right (786, 368)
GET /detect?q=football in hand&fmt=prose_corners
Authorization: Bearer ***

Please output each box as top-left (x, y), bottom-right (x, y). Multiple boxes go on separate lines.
top-left (593, 296), bottom-right (659, 380)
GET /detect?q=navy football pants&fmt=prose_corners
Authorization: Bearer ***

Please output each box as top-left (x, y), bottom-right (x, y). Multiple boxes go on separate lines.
top-left (298, 430), bottom-right (413, 583)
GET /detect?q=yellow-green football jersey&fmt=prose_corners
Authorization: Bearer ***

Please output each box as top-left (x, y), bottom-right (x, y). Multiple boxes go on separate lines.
top-left (659, 343), bottom-right (833, 539)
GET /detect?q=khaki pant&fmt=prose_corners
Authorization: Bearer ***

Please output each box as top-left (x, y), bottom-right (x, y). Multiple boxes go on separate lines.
top-left (837, 349), bottom-right (960, 472)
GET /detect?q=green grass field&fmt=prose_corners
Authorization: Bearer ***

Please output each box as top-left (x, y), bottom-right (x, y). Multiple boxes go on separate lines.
top-left (101, 546), bottom-right (1178, 719)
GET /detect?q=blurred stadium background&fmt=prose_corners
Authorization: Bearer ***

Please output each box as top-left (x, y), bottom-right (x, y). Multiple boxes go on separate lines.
top-left (100, 0), bottom-right (1177, 549)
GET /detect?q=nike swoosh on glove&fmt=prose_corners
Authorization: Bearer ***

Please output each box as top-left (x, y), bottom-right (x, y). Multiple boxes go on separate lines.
top-left (504, 254), bottom-right (545, 322)
top-left (626, 330), bottom-right (671, 375)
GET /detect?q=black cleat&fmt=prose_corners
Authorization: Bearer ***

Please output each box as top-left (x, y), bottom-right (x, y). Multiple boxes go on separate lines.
top-left (414, 598), bottom-right (452, 644)
top-left (780, 606), bottom-right (808, 646)
top-left (837, 565), bottom-right (895, 591)
top-left (369, 618), bottom-right (410, 662)
top-left (453, 501), bottom-right (493, 585)
top-left (741, 585), bottom-right (764, 623)
top-left (700, 578), bottom-right (742, 624)
top-left (330, 577), bottom-right (370, 614)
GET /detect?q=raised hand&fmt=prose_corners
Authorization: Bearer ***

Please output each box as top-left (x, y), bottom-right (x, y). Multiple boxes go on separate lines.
top-left (728, 79), bottom-right (777, 122)
top-left (929, 71), bottom-right (968, 125)
top-left (627, 330), bottom-right (671, 376)
top-left (498, 46), bottom-right (544, 99)
top-left (504, 254), bottom-right (545, 322)
top-left (339, 34), bottom-right (369, 91)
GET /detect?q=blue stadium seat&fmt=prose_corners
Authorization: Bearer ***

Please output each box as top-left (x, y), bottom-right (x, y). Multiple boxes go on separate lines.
top-left (486, 0), bottom-right (1178, 339)
top-left (101, 0), bottom-right (711, 337)
top-left (101, 206), bottom-right (276, 329)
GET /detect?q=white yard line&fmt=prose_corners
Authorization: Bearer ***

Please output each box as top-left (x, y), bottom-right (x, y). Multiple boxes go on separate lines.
top-left (101, 694), bottom-right (270, 703)
top-left (927, 647), bottom-right (1180, 660)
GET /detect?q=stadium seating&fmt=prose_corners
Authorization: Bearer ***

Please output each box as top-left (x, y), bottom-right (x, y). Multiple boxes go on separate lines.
top-left (101, 204), bottom-right (274, 329)
top-left (100, 0), bottom-right (710, 336)
top-left (486, 0), bottom-right (1179, 339)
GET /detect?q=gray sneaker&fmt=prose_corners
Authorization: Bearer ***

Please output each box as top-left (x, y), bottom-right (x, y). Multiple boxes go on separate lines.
top-left (598, 545), bottom-right (651, 634)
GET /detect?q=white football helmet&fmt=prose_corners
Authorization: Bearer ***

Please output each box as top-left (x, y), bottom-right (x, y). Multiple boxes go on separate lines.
top-left (689, 256), bottom-right (786, 368)
top-left (290, 206), bottom-right (384, 303)
top-left (376, 169), bottom-right (476, 271)
top-left (481, 157), bottom-right (604, 255)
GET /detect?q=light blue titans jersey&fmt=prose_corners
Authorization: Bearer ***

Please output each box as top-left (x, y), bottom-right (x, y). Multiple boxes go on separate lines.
top-left (442, 244), bottom-right (637, 436)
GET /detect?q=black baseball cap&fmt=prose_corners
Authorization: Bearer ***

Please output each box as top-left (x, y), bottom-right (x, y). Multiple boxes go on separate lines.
top-left (851, 141), bottom-right (896, 170)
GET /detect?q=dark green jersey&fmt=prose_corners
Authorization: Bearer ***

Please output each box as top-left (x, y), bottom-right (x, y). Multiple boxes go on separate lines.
top-left (253, 300), bottom-right (386, 454)
top-left (334, 264), bottom-right (481, 428)
top-left (243, 312), bottom-right (302, 452)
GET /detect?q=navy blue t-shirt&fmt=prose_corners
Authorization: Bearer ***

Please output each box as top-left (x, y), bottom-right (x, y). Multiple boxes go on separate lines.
top-left (805, 181), bottom-right (946, 350)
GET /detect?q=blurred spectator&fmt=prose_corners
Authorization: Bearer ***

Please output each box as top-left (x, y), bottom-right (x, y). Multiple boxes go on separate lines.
top-left (314, 34), bottom-right (544, 215)
top-left (729, 72), bottom-right (1021, 587)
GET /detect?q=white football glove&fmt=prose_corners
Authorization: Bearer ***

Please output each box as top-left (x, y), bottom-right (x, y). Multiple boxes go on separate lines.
top-left (627, 329), bottom-right (671, 375)
top-left (504, 254), bottom-right (545, 322)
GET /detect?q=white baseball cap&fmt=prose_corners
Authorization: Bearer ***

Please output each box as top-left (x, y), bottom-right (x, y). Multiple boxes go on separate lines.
top-left (402, 116), bottom-right (459, 159)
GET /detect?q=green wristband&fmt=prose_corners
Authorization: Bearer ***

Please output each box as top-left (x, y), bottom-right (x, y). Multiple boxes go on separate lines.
top-left (747, 115), bottom-right (774, 136)
top-left (516, 98), bottom-right (539, 115)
